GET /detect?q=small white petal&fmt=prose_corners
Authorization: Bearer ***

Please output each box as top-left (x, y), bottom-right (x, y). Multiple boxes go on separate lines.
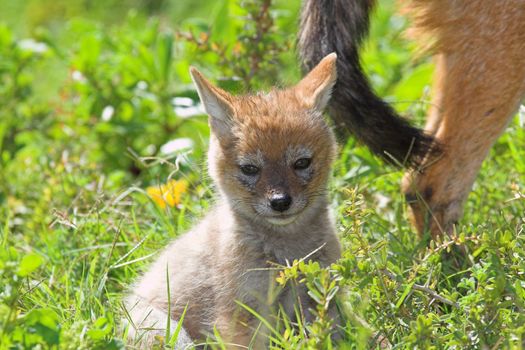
top-left (101, 106), bottom-right (114, 121)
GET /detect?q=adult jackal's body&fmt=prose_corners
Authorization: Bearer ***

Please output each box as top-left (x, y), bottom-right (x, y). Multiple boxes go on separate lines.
top-left (299, 0), bottom-right (525, 237)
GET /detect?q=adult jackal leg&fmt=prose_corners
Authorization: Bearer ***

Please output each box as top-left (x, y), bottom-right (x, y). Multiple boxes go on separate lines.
top-left (403, 41), bottom-right (525, 237)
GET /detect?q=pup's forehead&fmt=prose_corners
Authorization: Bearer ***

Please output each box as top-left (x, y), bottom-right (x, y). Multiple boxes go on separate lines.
top-left (233, 117), bottom-right (326, 162)
top-left (227, 89), bottom-right (331, 159)
top-left (232, 89), bottom-right (306, 118)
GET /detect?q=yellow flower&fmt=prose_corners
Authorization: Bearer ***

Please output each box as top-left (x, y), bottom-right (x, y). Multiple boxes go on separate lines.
top-left (276, 271), bottom-right (287, 286)
top-left (146, 179), bottom-right (188, 209)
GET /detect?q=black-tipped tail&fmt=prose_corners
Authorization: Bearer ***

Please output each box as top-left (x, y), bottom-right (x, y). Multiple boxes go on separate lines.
top-left (299, 0), bottom-right (438, 168)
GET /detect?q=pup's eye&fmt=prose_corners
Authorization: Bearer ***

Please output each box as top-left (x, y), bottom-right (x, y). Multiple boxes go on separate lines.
top-left (240, 164), bottom-right (260, 176)
top-left (294, 158), bottom-right (312, 170)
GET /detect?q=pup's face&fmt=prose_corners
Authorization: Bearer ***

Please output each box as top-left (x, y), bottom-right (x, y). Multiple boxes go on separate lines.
top-left (191, 53), bottom-right (337, 227)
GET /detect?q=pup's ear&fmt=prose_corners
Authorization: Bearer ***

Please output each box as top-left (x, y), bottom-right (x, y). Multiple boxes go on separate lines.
top-left (295, 52), bottom-right (337, 111)
top-left (190, 67), bottom-right (235, 140)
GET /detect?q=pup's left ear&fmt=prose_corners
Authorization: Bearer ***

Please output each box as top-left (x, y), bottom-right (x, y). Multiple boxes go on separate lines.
top-left (295, 52), bottom-right (337, 111)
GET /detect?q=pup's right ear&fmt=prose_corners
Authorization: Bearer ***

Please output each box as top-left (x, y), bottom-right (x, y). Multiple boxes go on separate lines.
top-left (190, 67), bottom-right (235, 140)
top-left (295, 52), bottom-right (337, 111)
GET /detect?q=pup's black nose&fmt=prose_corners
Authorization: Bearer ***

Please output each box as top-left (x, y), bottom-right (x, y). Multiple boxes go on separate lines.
top-left (270, 193), bottom-right (292, 212)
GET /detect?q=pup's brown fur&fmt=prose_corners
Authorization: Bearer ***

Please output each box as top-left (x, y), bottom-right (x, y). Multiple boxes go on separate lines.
top-left (125, 54), bottom-right (341, 348)
top-left (300, 0), bottom-right (525, 237)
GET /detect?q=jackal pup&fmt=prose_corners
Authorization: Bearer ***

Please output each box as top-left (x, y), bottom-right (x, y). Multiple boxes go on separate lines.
top-left (125, 53), bottom-right (341, 348)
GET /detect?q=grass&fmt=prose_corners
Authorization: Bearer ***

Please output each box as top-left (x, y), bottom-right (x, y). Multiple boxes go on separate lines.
top-left (1, 0), bottom-right (524, 348)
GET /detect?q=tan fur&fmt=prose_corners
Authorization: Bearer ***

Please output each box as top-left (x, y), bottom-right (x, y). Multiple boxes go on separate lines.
top-left (125, 54), bottom-right (341, 348)
top-left (401, 0), bottom-right (525, 236)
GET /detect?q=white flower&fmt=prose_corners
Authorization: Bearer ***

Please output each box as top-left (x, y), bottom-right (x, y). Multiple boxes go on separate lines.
top-left (160, 138), bottom-right (194, 155)
top-left (18, 39), bottom-right (48, 54)
top-left (172, 97), bottom-right (194, 107)
top-left (172, 97), bottom-right (204, 118)
top-left (101, 106), bottom-right (114, 121)
top-left (72, 70), bottom-right (87, 83)
top-left (137, 81), bottom-right (148, 90)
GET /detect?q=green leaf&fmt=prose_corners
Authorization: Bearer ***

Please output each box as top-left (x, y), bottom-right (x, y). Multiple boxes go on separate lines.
top-left (22, 308), bottom-right (60, 345)
top-left (157, 32), bottom-right (173, 82)
top-left (17, 253), bottom-right (44, 277)
top-left (395, 281), bottom-right (415, 309)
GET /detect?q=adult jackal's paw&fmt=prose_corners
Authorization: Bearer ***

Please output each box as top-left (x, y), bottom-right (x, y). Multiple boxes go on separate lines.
top-left (402, 162), bottom-right (464, 238)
